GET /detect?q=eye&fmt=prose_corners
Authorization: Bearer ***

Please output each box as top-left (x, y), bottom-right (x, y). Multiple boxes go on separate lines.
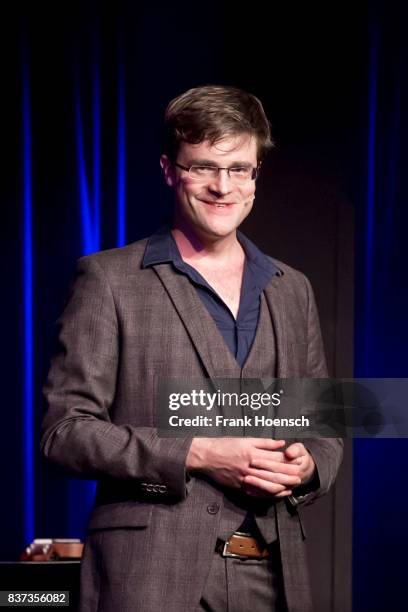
top-left (192, 166), bottom-right (215, 175)
top-left (229, 167), bottom-right (250, 177)
top-left (189, 165), bottom-right (218, 179)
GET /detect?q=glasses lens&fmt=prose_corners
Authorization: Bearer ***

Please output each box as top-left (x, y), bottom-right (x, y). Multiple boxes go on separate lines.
top-left (189, 166), bottom-right (218, 179)
top-left (188, 165), bottom-right (257, 181)
top-left (229, 167), bottom-right (253, 181)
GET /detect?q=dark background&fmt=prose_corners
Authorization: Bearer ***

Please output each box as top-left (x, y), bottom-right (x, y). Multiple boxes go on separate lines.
top-left (1, 2), bottom-right (407, 610)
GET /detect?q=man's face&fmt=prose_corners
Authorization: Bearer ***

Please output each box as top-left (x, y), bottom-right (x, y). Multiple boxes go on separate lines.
top-left (160, 134), bottom-right (258, 241)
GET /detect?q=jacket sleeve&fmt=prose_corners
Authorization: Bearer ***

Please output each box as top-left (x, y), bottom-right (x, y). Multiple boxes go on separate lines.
top-left (291, 274), bottom-right (343, 507)
top-left (41, 256), bottom-right (193, 500)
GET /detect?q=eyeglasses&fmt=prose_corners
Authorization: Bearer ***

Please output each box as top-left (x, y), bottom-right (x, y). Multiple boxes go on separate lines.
top-left (174, 162), bottom-right (260, 182)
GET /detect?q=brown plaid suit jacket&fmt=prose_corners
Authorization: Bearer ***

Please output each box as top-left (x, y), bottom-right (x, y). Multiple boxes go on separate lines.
top-left (41, 237), bottom-right (343, 612)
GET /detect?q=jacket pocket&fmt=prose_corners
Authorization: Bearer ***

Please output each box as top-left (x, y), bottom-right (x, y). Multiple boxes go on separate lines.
top-left (88, 502), bottom-right (152, 530)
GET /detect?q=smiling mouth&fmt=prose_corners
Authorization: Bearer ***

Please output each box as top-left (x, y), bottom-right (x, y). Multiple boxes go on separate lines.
top-left (202, 201), bottom-right (234, 208)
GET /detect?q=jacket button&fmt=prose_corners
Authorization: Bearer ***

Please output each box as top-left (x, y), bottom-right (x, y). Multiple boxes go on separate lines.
top-left (207, 503), bottom-right (220, 515)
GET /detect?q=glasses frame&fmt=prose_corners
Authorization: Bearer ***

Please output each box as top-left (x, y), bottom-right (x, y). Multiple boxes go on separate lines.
top-left (174, 162), bottom-right (260, 181)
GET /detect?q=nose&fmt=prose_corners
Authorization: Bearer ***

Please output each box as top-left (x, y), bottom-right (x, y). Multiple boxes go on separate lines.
top-left (207, 168), bottom-right (232, 196)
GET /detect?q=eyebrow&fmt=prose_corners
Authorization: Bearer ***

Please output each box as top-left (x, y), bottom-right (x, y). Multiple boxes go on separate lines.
top-left (184, 158), bottom-right (254, 168)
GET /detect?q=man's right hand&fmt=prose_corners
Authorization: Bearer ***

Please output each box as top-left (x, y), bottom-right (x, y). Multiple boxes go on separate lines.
top-left (186, 437), bottom-right (302, 496)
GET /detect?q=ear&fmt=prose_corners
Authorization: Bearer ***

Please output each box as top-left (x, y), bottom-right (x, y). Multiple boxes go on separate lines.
top-left (160, 155), bottom-right (176, 187)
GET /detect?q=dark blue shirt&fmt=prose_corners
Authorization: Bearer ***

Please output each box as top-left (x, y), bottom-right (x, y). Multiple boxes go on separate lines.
top-left (142, 228), bottom-right (281, 368)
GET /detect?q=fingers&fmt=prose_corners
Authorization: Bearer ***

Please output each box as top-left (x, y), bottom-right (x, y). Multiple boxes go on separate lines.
top-left (253, 450), bottom-right (286, 464)
top-left (249, 458), bottom-right (301, 474)
top-left (242, 474), bottom-right (294, 496)
top-left (283, 444), bottom-right (316, 485)
top-left (284, 442), bottom-right (306, 460)
top-left (252, 438), bottom-right (286, 450)
top-left (274, 489), bottom-right (293, 498)
top-left (246, 466), bottom-right (301, 487)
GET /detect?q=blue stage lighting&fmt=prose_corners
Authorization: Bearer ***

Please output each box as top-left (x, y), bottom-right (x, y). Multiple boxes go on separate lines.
top-left (117, 62), bottom-right (126, 247)
top-left (22, 60), bottom-right (34, 546)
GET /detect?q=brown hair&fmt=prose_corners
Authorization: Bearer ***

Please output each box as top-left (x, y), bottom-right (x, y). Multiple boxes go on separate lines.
top-left (163, 85), bottom-right (274, 161)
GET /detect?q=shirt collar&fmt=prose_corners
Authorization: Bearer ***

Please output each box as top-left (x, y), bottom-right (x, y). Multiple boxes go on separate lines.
top-left (141, 226), bottom-right (177, 267)
top-left (142, 226), bottom-right (283, 282)
top-left (236, 230), bottom-right (283, 282)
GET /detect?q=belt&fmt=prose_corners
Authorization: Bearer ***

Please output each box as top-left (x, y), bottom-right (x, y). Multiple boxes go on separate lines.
top-left (215, 532), bottom-right (270, 560)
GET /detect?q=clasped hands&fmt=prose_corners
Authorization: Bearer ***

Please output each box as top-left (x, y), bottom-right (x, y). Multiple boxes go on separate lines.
top-left (187, 438), bottom-right (315, 498)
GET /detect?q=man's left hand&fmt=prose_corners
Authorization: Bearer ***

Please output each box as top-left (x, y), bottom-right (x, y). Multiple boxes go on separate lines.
top-left (242, 442), bottom-right (316, 497)
top-left (283, 442), bottom-right (316, 485)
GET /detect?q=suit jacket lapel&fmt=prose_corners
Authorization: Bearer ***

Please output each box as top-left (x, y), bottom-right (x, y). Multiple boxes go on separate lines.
top-left (263, 277), bottom-right (289, 378)
top-left (153, 263), bottom-right (240, 379)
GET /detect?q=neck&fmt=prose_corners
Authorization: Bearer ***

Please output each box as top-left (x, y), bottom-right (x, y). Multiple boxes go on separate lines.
top-left (171, 218), bottom-right (242, 265)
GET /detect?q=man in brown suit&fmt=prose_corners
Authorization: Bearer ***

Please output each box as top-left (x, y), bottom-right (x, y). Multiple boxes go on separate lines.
top-left (41, 85), bottom-right (343, 611)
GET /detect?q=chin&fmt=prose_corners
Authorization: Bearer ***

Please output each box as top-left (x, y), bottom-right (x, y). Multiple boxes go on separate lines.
top-left (204, 225), bottom-right (238, 239)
